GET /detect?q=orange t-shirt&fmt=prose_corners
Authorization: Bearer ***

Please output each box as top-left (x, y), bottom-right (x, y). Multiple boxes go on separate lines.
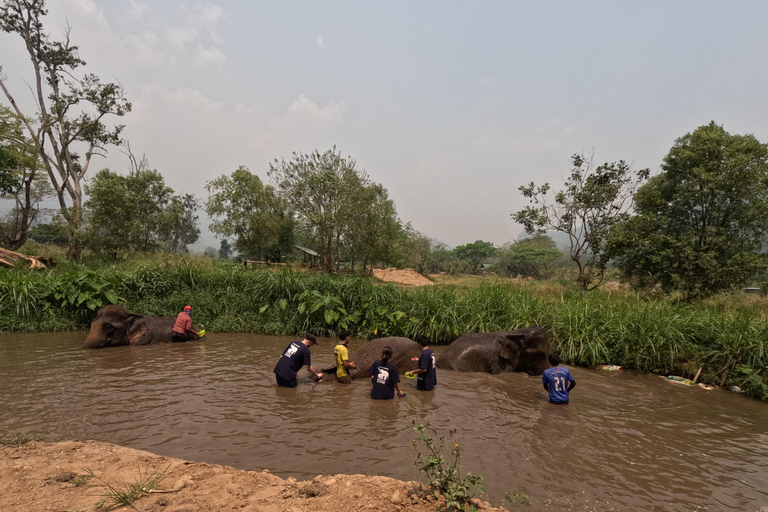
top-left (172, 312), bottom-right (192, 335)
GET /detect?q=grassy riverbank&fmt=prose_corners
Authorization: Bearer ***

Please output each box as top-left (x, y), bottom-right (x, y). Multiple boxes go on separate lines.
top-left (1, 254), bottom-right (766, 400)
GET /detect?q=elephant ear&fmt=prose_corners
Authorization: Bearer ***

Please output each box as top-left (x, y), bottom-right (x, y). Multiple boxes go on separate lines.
top-left (499, 334), bottom-right (524, 361)
top-left (125, 315), bottom-right (149, 345)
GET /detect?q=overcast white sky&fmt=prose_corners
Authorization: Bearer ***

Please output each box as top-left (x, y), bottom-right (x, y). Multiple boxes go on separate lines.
top-left (2, 0), bottom-right (767, 250)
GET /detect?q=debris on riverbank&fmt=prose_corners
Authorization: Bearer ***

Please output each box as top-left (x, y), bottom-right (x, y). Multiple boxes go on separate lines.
top-left (0, 441), bottom-right (510, 512)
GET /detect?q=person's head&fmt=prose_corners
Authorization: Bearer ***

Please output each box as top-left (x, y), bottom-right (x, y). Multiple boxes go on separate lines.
top-left (415, 335), bottom-right (430, 347)
top-left (381, 346), bottom-right (393, 364)
top-left (304, 333), bottom-right (318, 347)
top-left (184, 305), bottom-right (192, 314)
top-left (548, 353), bottom-right (561, 366)
top-left (338, 330), bottom-right (351, 343)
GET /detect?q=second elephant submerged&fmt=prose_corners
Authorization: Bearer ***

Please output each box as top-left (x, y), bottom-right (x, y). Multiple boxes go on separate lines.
top-left (436, 326), bottom-right (550, 375)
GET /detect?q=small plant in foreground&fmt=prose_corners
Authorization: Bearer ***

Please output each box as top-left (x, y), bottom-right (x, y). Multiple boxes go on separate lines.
top-left (86, 464), bottom-right (170, 510)
top-left (412, 422), bottom-right (484, 512)
top-left (505, 489), bottom-right (531, 507)
top-left (0, 432), bottom-right (43, 447)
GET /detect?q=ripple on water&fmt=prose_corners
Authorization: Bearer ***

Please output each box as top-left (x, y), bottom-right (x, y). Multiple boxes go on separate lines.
top-left (1, 332), bottom-right (768, 511)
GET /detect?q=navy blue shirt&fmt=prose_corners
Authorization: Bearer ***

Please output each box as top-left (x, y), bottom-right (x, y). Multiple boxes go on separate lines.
top-left (273, 341), bottom-right (311, 380)
top-left (542, 365), bottom-right (575, 404)
top-left (369, 360), bottom-right (400, 400)
top-left (417, 348), bottom-right (437, 391)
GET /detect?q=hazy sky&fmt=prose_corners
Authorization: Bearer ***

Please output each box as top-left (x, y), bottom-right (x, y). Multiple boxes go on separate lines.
top-left (2, 1), bottom-right (767, 250)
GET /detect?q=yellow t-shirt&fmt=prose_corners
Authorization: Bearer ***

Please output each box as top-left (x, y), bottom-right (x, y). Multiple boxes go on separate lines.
top-left (334, 343), bottom-right (349, 377)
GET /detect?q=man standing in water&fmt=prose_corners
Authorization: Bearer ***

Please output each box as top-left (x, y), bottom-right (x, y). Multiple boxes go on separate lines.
top-left (334, 330), bottom-right (357, 384)
top-left (406, 335), bottom-right (437, 391)
top-left (171, 305), bottom-right (199, 342)
top-left (542, 354), bottom-right (576, 404)
top-left (273, 334), bottom-right (323, 388)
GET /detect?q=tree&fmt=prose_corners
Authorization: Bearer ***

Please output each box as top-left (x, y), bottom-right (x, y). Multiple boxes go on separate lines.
top-left (1, 0), bottom-right (131, 259)
top-left (205, 166), bottom-right (294, 261)
top-left (453, 240), bottom-right (497, 273)
top-left (84, 168), bottom-right (187, 257)
top-left (513, 152), bottom-right (649, 296)
top-left (0, 105), bottom-right (54, 250)
top-left (498, 234), bottom-right (562, 278)
top-left (268, 147), bottom-right (371, 272)
top-left (607, 122), bottom-right (768, 299)
top-left (218, 239), bottom-right (232, 260)
top-left (343, 182), bottom-right (402, 270)
top-left (164, 193), bottom-right (200, 253)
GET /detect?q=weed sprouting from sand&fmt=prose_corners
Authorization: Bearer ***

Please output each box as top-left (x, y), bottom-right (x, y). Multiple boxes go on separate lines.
top-left (0, 432), bottom-right (43, 447)
top-left (86, 464), bottom-right (170, 510)
top-left (412, 422), bottom-right (484, 512)
top-left (505, 489), bottom-right (531, 507)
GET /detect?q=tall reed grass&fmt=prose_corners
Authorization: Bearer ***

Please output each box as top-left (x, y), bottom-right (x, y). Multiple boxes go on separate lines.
top-left (1, 255), bottom-right (766, 400)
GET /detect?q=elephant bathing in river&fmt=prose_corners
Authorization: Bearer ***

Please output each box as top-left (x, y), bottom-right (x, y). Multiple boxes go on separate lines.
top-left (322, 337), bottom-right (421, 379)
top-left (84, 305), bottom-right (200, 349)
top-left (436, 327), bottom-right (549, 375)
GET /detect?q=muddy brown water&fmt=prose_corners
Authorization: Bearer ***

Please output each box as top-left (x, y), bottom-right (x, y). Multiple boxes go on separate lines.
top-left (2, 332), bottom-right (767, 511)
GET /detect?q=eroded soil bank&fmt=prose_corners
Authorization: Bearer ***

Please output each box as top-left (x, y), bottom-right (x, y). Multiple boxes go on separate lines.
top-left (0, 441), bottom-right (510, 512)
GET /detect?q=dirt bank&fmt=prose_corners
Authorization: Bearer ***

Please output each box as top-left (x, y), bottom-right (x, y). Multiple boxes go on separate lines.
top-left (0, 441), bottom-right (510, 512)
top-left (373, 268), bottom-right (434, 286)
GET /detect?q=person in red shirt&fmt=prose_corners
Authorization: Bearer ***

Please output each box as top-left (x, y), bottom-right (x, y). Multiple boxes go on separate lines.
top-left (172, 305), bottom-right (199, 342)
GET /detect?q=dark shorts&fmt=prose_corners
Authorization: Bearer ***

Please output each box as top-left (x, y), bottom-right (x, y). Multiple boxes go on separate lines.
top-left (549, 401), bottom-right (569, 405)
top-left (171, 331), bottom-right (189, 343)
top-left (276, 374), bottom-right (298, 388)
top-left (336, 375), bottom-right (352, 384)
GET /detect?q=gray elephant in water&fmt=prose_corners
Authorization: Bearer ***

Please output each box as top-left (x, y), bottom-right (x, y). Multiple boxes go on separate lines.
top-left (84, 305), bottom-right (201, 349)
top-left (436, 327), bottom-right (549, 375)
top-left (321, 337), bottom-right (421, 379)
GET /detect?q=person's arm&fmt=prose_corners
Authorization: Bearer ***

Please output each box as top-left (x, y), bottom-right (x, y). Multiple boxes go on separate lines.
top-left (407, 354), bottom-right (428, 377)
top-left (343, 359), bottom-right (356, 369)
top-left (185, 316), bottom-right (199, 336)
top-left (307, 364), bottom-right (323, 380)
top-left (542, 374), bottom-right (549, 391)
top-left (568, 379), bottom-right (576, 391)
top-left (394, 383), bottom-right (404, 397)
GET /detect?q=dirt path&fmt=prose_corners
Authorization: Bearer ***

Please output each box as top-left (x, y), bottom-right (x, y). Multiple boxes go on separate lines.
top-left (0, 441), bottom-right (510, 512)
top-left (373, 268), bottom-right (434, 286)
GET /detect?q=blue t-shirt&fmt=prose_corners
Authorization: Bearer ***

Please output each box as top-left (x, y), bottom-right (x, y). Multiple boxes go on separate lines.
top-left (542, 365), bottom-right (575, 404)
top-left (417, 348), bottom-right (437, 391)
top-left (369, 360), bottom-right (400, 400)
top-left (273, 341), bottom-right (311, 380)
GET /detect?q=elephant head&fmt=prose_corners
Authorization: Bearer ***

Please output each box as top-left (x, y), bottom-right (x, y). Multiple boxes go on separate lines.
top-left (493, 333), bottom-right (524, 373)
top-left (83, 305), bottom-right (150, 349)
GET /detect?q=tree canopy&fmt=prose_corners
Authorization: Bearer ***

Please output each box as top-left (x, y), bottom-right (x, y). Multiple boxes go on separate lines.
top-left (607, 122), bottom-right (768, 298)
top-left (205, 166), bottom-right (294, 261)
top-left (497, 234), bottom-right (562, 279)
top-left (514, 152), bottom-right (649, 295)
top-left (452, 240), bottom-right (497, 273)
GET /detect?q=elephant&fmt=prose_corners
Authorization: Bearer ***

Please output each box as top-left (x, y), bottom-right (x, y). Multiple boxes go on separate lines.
top-left (83, 304), bottom-right (201, 349)
top-left (436, 327), bottom-right (549, 375)
top-left (321, 337), bottom-right (421, 379)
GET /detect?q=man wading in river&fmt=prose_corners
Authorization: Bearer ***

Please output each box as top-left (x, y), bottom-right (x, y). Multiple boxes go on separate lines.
top-left (334, 330), bottom-right (357, 384)
top-left (171, 306), bottom-right (199, 342)
top-left (542, 354), bottom-right (576, 404)
top-left (273, 334), bottom-right (323, 388)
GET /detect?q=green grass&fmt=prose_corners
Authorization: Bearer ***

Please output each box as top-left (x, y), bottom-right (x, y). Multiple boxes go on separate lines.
top-left (0, 432), bottom-right (44, 447)
top-left (2, 254), bottom-right (767, 400)
top-left (86, 464), bottom-right (170, 510)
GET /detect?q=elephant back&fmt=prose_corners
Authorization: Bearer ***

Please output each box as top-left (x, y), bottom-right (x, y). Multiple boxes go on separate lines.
top-left (347, 337), bottom-right (421, 379)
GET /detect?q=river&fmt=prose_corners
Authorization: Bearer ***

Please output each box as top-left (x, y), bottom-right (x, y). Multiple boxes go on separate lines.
top-left (1, 332), bottom-right (767, 511)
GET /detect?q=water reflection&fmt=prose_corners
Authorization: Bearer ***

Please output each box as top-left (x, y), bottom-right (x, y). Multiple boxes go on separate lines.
top-left (1, 331), bottom-right (767, 511)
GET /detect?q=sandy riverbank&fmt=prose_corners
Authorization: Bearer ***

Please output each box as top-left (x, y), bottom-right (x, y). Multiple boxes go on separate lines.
top-left (0, 441), bottom-right (510, 512)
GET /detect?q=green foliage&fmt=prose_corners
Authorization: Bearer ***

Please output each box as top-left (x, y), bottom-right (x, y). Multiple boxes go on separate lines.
top-left (50, 271), bottom-right (120, 315)
top-left (86, 464), bottom-right (169, 510)
top-left (452, 240), bottom-right (497, 273)
top-left (268, 147), bottom-right (402, 271)
top-left (412, 423), bottom-right (484, 512)
top-left (0, 141), bottom-right (18, 195)
top-left (84, 168), bottom-right (198, 258)
top-left (0, 432), bottom-right (43, 447)
top-left (0, 0), bottom-right (131, 259)
top-left (27, 220), bottom-right (69, 246)
top-left (730, 365), bottom-right (768, 400)
top-left (205, 166), bottom-right (294, 261)
top-left (497, 235), bottom-right (562, 278)
top-left (608, 122), bottom-right (768, 299)
top-left (218, 239), bottom-right (232, 260)
top-left (514, 152), bottom-right (649, 295)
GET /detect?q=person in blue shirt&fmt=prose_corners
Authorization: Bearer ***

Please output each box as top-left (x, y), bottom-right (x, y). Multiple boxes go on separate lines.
top-left (406, 335), bottom-right (437, 391)
top-left (369, 346), bottom-right (405, 399)
top-left (273, 334), bottom-right (323, 388)
top-left (542, 354), bottom-right (576, 404)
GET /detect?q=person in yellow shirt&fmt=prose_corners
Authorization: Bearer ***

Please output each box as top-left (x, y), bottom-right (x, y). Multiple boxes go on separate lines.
top-left (334, 330), bottom-right (357, 384)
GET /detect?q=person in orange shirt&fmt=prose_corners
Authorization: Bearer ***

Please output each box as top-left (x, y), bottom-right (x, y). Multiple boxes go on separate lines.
top-left (171, 305), bottom-right (199, 342)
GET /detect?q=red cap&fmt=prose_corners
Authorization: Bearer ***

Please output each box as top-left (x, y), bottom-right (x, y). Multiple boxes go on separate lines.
top-left (184, 306), bottom-right (192, 311)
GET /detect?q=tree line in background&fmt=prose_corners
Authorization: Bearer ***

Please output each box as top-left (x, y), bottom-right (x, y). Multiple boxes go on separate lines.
top-left (3, 1), bottom-right (768, 301)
